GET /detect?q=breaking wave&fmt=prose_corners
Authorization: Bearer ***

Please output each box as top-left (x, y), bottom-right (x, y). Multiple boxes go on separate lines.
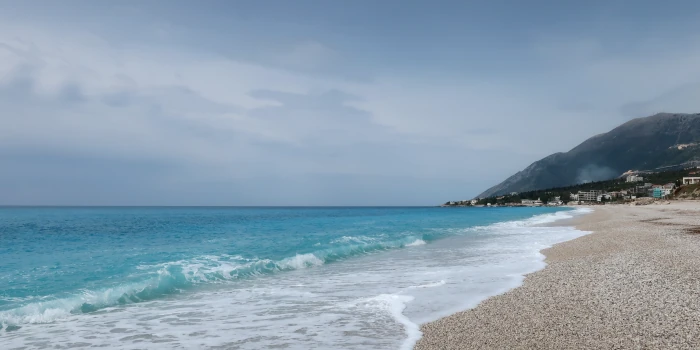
top-left (0, 234), bottom-right (429, 326)
top-left (0, 208), bottom-right (589, 327)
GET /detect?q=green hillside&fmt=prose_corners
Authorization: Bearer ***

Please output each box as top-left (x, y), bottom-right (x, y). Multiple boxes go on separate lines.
top-left (478, 113), bottom-right (700, 198)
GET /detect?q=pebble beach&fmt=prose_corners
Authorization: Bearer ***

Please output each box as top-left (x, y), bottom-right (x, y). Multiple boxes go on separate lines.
top-left (415, 201), bottom-right (700, 349)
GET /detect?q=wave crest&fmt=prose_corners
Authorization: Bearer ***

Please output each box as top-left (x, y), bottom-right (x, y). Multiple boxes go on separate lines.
top-left (1, 208), bottom-right (588, 327)
top-left (0, 234), bottom-right (429, 326)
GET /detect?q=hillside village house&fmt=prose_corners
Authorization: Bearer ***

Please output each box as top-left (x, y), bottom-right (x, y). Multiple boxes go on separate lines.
top-left (608, 191), bottom-right (627, 199)
top-left (521, 199), bottom-right (543, 206)
top-left (661, 183), bottom-right (676, 197)
top-left (626, 175), bottom-right (644, 182)
top-left (578, 190), bottom-right (602, 202)
top-left (597, 194), bottom-right (612, 202)
top-left (547, 196), bottom-right (563, 206)
top-left (647, 185), bottom-right (663, 197)
top-left (636, 183), bottom-right (653, 194)
top-left (683, 177), bottom-right (700, 185)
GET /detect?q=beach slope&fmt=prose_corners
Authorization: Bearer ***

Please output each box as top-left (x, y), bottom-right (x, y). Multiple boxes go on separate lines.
top-left (416, 201), bottom-right (700, 349)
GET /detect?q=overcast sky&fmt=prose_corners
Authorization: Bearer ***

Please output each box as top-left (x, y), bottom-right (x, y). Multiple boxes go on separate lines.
top-left (2, 0), bottom-right (700, 205)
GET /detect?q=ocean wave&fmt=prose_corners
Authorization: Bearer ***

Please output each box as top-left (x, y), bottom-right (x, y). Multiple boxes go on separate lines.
top-left (525, 207), bottom-right (591, 225)
top-left (465, 207), bottom-right (591, 233)
top-left (0, 234), bottom-right (428, 326)
top-left (406, 239), bottom-right (426, 246)
top-left (0, 208), bottom-right (590, 327)
top-left (330, 235), bottom-right (378, 244)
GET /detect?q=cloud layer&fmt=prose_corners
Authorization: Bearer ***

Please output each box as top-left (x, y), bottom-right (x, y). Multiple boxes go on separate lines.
top-left (2, 3), bottom-right (700, 205)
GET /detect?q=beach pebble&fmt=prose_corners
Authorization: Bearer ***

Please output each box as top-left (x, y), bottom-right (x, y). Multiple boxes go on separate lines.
top-left (415, 201), bottom-right (700, 350)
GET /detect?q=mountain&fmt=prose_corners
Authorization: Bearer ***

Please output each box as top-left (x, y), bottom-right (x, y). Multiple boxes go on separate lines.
top-left (477, 113), bottom-right (700, 198)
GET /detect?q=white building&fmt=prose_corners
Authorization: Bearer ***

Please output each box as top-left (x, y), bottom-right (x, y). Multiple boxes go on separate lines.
top-left (683, 177), bottom-right (700, 185)
top-left (626, 175), bottom-right (644, 183)
top-left (470, 199), bottom-right (478, 205)
top-left (578, 190), bottom-right (602, 202)
top-left (597, 194), bottom-right (612, 202)
top-left (521, 199), bottom-right (543, 206)
top-left (569, 193), bottom-right (579, 201)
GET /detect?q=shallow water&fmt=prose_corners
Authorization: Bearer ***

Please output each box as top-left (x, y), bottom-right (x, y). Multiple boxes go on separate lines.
top-left (0, 206), bottom-right (590, 349)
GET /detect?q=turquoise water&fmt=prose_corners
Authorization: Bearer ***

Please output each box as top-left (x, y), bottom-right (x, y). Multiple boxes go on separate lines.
top-left (0, 206), bottom-right (589, 349)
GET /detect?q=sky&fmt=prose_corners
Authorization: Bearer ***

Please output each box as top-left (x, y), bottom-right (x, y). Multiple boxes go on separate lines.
top-left (2, 0), bottom-right (700, 205)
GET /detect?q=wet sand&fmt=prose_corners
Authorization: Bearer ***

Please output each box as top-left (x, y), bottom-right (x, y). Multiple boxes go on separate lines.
top-left (415, 201), bottom-right (700, 349)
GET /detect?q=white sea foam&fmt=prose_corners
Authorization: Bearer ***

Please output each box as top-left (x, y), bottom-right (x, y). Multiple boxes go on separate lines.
top-left (331, 235), bottom-right (376, 244)
top-left (469, 207), bottom-right (592, 232)
top-left (406, 238), bottom-right (426, 246)
top-left (277, 253), bottom-right (325, 270)
top-left (525, 207), bottom-right (592, 225)
top-left (407, 280), bottom-right (446, 289)
top-left (359, 294), bottom-right (422, 350)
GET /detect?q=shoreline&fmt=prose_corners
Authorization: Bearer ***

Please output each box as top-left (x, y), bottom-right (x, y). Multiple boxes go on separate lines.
top-left (415, 201), bottom-right (700, 349)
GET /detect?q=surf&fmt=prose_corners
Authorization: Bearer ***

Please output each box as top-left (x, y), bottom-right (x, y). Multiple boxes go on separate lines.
top-left (0, 206), bottom-right (588, 348)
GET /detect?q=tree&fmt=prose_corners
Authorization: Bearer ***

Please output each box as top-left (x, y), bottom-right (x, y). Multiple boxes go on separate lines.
top-left (560, 193), bottom-right (571, 202)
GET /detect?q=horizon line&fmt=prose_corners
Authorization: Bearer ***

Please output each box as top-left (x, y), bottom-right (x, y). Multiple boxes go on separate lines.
top-left (0, 205), bottom-right (442, 208)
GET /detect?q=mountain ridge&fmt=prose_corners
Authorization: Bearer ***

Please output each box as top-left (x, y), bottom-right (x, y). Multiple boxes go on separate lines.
top-left (477, 113), bottom-right (700, 198)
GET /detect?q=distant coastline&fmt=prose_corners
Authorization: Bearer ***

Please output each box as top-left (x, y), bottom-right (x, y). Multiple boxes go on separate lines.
top-left (477, 113), bottom-right (700, 199)
top-left (444, 167), bottom-right (700, 208)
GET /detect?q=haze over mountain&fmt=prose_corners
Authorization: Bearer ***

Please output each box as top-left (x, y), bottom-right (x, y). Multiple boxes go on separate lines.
top-left (477, 113), bottom-right (700, 198)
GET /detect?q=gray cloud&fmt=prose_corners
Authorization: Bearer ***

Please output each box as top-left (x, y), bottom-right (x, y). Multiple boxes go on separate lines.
top-left (2, 7), bottom-right (700, 205)
top-left (247, 89), bottom-right (376, 134)
top-left (0, 64), bottom-right (521, 205)
top-left (620, 83), bottom-right (700, 117)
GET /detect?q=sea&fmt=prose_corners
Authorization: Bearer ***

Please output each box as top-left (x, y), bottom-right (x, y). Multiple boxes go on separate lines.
top-left (0, 206), bottom-right (590, 349)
